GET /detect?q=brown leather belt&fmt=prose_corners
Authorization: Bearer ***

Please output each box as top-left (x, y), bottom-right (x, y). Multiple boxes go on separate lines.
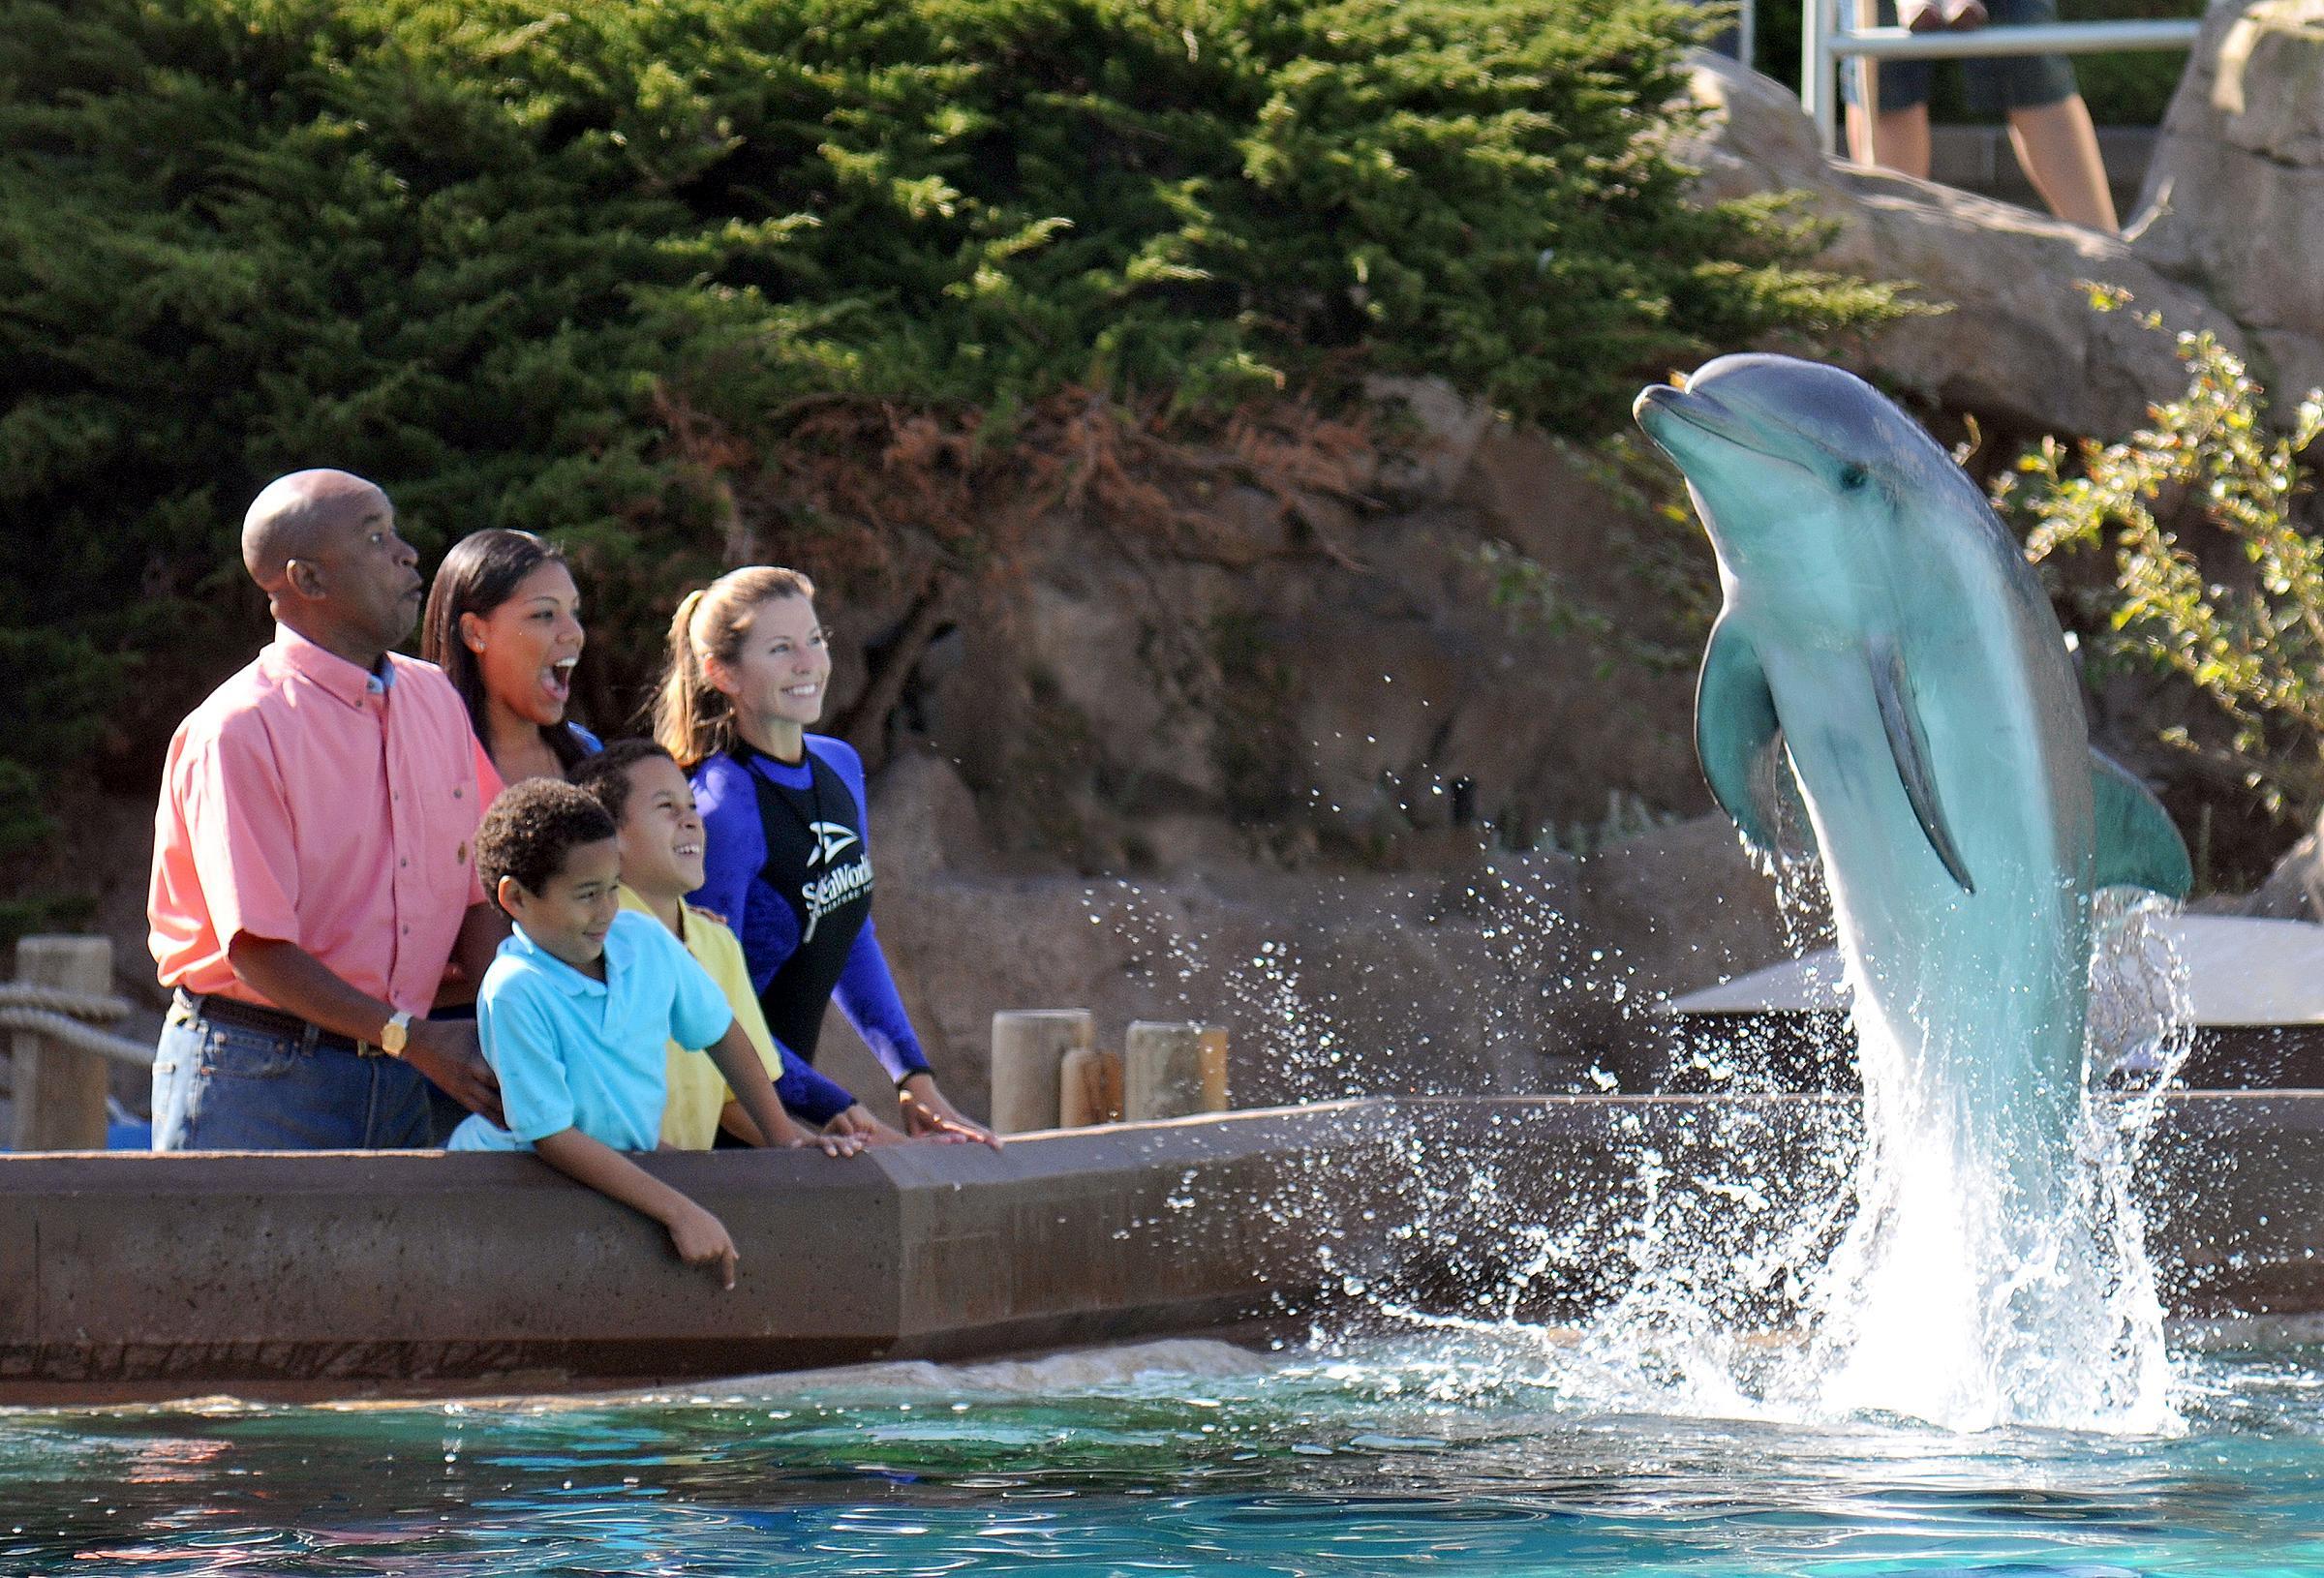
top-left (173, 989), bottom-right (384, 1057)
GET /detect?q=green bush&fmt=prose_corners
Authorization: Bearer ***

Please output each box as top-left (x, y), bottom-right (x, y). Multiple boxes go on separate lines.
top-left (2001, 292), bottom-right (2324, 826)
top-left (0, 0), bottom-right (1897, 860)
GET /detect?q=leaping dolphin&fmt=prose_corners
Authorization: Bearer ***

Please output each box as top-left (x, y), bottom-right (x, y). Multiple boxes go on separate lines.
top-left (1633, 352), bottom-right (2189, 1427)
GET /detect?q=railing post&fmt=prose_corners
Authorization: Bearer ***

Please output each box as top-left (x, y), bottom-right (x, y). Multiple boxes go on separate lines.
top-left (989, 1009), bottom-right (1092, 1136)
top-left (1123, 1021), bottom-right (1229, 1123)
top-left (1803, 0), bottom-right (1836, 156)
top-left (1058, 1045), bottom-right (1122, 1128)
top-left (12, 936), bottom-right (113, 1152)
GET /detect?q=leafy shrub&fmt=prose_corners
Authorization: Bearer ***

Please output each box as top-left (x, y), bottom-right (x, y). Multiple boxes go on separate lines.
top-left (0, 0), bottom-right (1898, 865)
top-left (2000, 291), bottom-right (2324, 823)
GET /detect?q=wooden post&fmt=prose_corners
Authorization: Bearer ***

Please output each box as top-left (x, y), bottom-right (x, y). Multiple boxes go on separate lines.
top-left (1123, 1020), bottom-right (1229, 1122)
top-left (12, 935), bottom-right (114, 1152)
top-left (989, 1010), bottom-right (1091, 1136)
top-left (1058, 1046), bottom-right (1123, 1128)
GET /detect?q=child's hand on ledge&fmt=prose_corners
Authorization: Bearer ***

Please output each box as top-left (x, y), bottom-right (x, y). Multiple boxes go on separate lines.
top-left (826, 1103), bottom-right (907, 1145)
top-left (665, 1199), bottom-right (739, 1290)
top-left (787, 1127), bottom-right (866, 1160)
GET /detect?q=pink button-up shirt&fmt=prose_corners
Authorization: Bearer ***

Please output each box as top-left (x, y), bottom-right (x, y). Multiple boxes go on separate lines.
top-left (149, 625), bottom-right (498, 1017)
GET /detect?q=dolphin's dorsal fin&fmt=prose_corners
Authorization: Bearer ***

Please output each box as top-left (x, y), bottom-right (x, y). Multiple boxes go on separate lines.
top-left (1697, 616), bottom-right (1785, 859)
top-left (1869, 637), bottom-right (1976, 895)
top-left (2090, 749), bottom-right (2192, 897)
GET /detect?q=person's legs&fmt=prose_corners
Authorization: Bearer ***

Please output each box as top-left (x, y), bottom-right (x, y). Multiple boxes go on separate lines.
top-left (1841, 20), bottom-right (1935, 177)
top-left (1849, 102), bottom-right (1934, 177)
top-left (1967, 0), bottom-right (2115, 232)
top-left (2005, 96), bottom-right (2118, 232)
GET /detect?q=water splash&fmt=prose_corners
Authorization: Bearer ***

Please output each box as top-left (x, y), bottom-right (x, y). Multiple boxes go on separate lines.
top-left (1078, 859), bottom-right (2191, 1437)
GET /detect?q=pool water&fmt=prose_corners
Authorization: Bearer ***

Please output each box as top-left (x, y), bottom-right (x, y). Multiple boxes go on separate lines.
top-left (3, 1329), bottom-right (2320, 1576)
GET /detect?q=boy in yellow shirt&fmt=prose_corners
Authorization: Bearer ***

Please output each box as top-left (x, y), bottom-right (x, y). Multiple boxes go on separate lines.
top-left (571, 740), bottom-right (905, 1146)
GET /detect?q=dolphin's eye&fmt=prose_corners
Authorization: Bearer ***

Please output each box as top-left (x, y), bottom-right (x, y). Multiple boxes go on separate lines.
top-left (1838, 464), bottom-right (1870, 491)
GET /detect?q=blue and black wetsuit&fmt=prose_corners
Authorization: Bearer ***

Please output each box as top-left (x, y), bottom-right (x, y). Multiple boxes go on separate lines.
top-left (689, 734), bottom-right (931, 1125)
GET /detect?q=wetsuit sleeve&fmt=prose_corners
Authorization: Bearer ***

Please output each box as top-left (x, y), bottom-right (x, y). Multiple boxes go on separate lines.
top-left (774, 1040), bottom-right (856, 1127)
top-left (834, 921), bottom-right (933, 1082)
top-left (689, 757), bottom-right (766, 946)
top-left (808, 738), bottom-right (933, 1082)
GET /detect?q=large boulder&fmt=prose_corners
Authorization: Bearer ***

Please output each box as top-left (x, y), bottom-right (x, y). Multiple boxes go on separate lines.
top-left (1678, 52), bottom-right (2250, 440)
top-left (2238, 809), bottom-right (2324, 921)
top-left (2129, 0), bottom-right (2324, 405)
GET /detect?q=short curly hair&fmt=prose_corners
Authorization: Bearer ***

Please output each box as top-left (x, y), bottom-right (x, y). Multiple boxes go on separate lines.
top-left (567, 738), bottom-right (677, 829)
top-left (474, 777), bottom-right (617, 914)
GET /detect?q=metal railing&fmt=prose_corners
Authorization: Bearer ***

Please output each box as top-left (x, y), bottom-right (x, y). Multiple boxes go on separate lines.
top-left (1799, 0), bottom-right (2202, 154)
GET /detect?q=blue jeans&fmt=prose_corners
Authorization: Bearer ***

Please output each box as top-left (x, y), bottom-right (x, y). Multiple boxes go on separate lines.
top-left (151, 995), bottom-right (436, 1151)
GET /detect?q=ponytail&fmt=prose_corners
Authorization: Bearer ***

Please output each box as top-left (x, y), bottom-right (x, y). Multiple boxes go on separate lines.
top-left (650, 567), bottom-right (817, 768)
top-left (653, 588), bottom-right (715, 767)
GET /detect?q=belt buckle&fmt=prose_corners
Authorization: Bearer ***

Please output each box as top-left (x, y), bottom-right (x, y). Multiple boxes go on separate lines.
top-left (354, 1039), bottom-right (382, 1059)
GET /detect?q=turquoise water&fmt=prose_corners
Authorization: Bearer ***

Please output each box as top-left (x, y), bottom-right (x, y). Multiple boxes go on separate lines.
top-left (3, 1329), bottom-right (2321, 1576)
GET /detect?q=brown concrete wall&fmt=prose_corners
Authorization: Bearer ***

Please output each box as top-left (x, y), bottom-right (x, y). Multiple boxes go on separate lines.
top-left (0, 1103), bottom-right (1413, 1401)
top-left (0, 1094), bottom-right (2317, 1401)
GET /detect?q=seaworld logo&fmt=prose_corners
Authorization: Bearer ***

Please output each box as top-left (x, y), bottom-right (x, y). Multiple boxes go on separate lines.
top-left (807, 821), bottom-right (859, 868)
top-left (800, 851), bottom-right (873, 945)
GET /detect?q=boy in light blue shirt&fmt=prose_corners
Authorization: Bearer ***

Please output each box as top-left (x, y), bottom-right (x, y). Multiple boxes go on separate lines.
top-left (450, 778), bottom-right (858, 1285)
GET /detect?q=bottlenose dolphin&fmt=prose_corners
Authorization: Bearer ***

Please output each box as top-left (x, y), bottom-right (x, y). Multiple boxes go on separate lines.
top-left (1633, 353), bottom-right (2189, 1424)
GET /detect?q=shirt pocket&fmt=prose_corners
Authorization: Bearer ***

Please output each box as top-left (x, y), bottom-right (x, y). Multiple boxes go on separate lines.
top-left (408, 748), bottom-right (484, 917)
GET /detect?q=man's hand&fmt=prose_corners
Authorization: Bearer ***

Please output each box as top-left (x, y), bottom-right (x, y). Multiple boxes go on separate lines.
top-left (403, 1017), bottom-right (503, 1128)
top-left (900, 1072), bottom-right (1002, 1150)
top-left (225, 933), bottom-right (505, 1126)
top-left (664, 1199), bottom-right (740, 1289)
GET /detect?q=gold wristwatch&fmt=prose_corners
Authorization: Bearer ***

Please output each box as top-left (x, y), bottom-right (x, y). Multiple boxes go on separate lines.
top-left (379, 1010), bottom-right (413, 1058)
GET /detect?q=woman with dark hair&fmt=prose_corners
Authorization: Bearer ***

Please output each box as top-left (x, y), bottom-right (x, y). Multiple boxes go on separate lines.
top-left (419, 529), bottom-right (596, 784)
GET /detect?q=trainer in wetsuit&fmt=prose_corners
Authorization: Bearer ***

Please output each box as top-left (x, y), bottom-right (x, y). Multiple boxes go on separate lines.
top-left (655, 565), bottom-right (998, 1147)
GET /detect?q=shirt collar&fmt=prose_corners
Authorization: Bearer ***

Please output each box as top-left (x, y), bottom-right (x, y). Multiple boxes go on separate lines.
top-left (262, 623), bottom-right (393, 710)
top-left (615, 884), bottom-right (688, 946)
top-left (505, 919), bottom-right (623, 997)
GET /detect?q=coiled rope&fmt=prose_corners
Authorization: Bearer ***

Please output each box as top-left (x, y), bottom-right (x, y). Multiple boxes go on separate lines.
top-left (0, 984), bottom-right (155, 1068)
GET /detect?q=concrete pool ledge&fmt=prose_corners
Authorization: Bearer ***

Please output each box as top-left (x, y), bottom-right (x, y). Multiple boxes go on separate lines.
top-left (0, 1093), bottom-right (2319, 1401)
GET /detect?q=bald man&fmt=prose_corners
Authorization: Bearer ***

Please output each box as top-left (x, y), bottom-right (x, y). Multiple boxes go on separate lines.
top-left (148, 470), bottom-right (508, 1149)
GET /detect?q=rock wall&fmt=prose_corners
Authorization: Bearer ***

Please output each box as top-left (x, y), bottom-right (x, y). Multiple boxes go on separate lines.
top-left (2129, 0), bottom-right (2324, 407)
top-left (1677, 54), bottom-right (2249, 440)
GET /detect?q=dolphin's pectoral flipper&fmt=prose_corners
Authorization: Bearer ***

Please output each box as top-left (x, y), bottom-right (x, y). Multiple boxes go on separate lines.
top-left (1696, 617), bottom-right (1785, 857)
top-left (2089, 749), bottom-right (2193, 897)
top-left (1869, 637), bottom-right (1976, 895)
